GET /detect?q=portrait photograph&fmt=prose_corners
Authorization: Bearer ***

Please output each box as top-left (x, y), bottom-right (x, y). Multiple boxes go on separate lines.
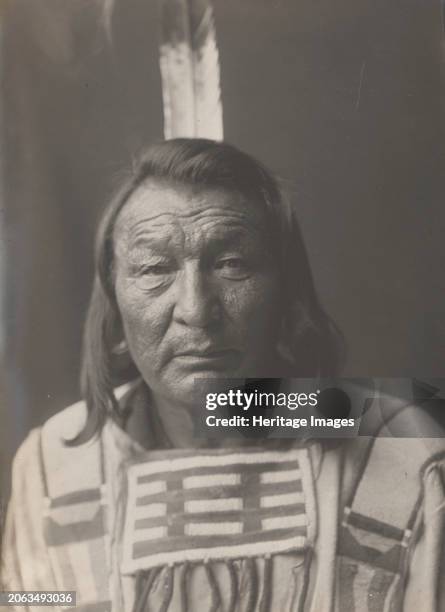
top-left (0, 1), bottom-right (444, 611)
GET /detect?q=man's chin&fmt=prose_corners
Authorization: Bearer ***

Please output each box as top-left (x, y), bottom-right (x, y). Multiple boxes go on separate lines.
top-left (166, 372), bottom-right (237, 408)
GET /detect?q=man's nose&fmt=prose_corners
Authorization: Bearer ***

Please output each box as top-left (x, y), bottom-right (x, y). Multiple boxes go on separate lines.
top-left (173, 264), bottom-right (221, 328)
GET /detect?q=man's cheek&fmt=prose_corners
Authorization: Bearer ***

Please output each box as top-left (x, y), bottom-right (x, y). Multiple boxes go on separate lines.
top-left (231, 285), bottom-right (275, 322)
top-left (121, 314), bottom-right (159, 368)
top-left (243, 294), bottom-right (279, 343)
top-left (224, 281), bottom-right (262, 315)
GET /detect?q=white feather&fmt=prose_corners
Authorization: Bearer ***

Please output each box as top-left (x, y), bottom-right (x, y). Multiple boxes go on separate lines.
top-left (159, 0), bottom-right (223, 140)
top-left (101, 0), bottom-right (115, 44)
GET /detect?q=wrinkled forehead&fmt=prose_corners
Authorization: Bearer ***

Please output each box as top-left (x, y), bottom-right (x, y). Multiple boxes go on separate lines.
top-left (113, 180), bottom-right (270, 251)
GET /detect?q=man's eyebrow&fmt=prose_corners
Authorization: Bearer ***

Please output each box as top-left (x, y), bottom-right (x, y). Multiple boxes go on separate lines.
top-left (203, 229), bottom-right (264, 253)
top-left (209, 228), bottom-right (256, 242)
top-left (121, 235), bottom-right (172, 257)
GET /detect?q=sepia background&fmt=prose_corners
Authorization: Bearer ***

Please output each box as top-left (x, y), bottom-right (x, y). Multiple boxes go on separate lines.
top-left (0, 0), bottom-right (444, 494)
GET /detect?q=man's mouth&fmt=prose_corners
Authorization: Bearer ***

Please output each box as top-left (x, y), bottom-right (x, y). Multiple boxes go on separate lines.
top-left (173, 348), bottom-right (241, 368)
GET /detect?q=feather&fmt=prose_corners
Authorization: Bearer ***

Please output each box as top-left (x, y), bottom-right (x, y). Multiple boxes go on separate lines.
top-left (100, 0), bottom-right (115, 44)
top-left (159, 0), bottom-right (223, 140)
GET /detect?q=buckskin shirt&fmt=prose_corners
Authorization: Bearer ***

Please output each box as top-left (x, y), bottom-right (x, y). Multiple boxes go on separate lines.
top-left (2, 383), bottom-right (445, 612)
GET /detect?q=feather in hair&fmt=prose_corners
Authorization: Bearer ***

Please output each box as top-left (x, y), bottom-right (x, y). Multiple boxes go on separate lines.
top-left (100, 0), bottom-right (115, 44)
top-left (159, 0), bottom-right (223, 139)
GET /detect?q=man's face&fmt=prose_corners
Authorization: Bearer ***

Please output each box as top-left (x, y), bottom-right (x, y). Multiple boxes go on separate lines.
top-left (113, 181), bottom-right (281, 406)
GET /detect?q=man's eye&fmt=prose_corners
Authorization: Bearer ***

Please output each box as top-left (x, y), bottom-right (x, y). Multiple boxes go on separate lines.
top-left (216, 257), bottom-right (243, 268)
top-left (140, 263), bottom-right (173, 276)
top-left (135, 262), bottom-right (176, 290)
top-left (215, 257), bottom-right (250, 278)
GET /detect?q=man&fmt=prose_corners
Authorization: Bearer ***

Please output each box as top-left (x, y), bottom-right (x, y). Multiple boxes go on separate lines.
top-left (2, 139), bottom-right (444, 611)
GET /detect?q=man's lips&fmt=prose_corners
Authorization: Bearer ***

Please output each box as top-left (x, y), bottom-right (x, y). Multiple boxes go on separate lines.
top-left (175, 348), bottom-right (236, 358)
top-left (172, 348), bottom-right (241, 367)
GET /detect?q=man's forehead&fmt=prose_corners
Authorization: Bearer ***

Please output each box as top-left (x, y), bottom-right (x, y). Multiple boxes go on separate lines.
top-left (114, 181), bottom-right (266, 237)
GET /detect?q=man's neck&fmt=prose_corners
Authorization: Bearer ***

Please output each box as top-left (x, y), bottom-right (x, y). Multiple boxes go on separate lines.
top-left (152, 393), bottom-right (199, 448)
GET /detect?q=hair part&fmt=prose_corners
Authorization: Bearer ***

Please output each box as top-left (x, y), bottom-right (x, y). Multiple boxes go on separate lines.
top-left (69, 138), bottom-right (345, 445)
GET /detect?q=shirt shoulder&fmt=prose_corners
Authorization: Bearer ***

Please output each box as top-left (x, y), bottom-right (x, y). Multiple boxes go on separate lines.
top-left (15, 383), bottom-right (131, 498)
top-left (42, 382), bottom-right (133, 441)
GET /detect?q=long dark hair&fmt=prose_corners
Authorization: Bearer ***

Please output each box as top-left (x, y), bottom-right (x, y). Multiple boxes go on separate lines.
top-left (71, 138), bottom-right (344, 444)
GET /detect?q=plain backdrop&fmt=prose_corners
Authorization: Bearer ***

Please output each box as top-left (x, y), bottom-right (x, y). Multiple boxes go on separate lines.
top-left (1, 0), bottom-right (444, 491)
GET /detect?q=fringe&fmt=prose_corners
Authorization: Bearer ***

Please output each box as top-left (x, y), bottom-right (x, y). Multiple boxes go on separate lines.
top-left (180, 561), bottom-right (190, 612)
top-left (245, 558), bottom-right (258, 612)
top-left (297, 548), bottom-right (313, 612)
top-left (227, 560), bottom-right (238, 612)
top-left (132, 570), bottom-right (145, 612)
top-left (205, 561), bottom-right (221, 611)
top-left (132, 568), bottom-right (160, 612)
top-left (159, 565), bottom-right (175, 612)
top-left (259, 556), bottom-right (272, 612)
top-left (132, 555), bottom-right (276, 612)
